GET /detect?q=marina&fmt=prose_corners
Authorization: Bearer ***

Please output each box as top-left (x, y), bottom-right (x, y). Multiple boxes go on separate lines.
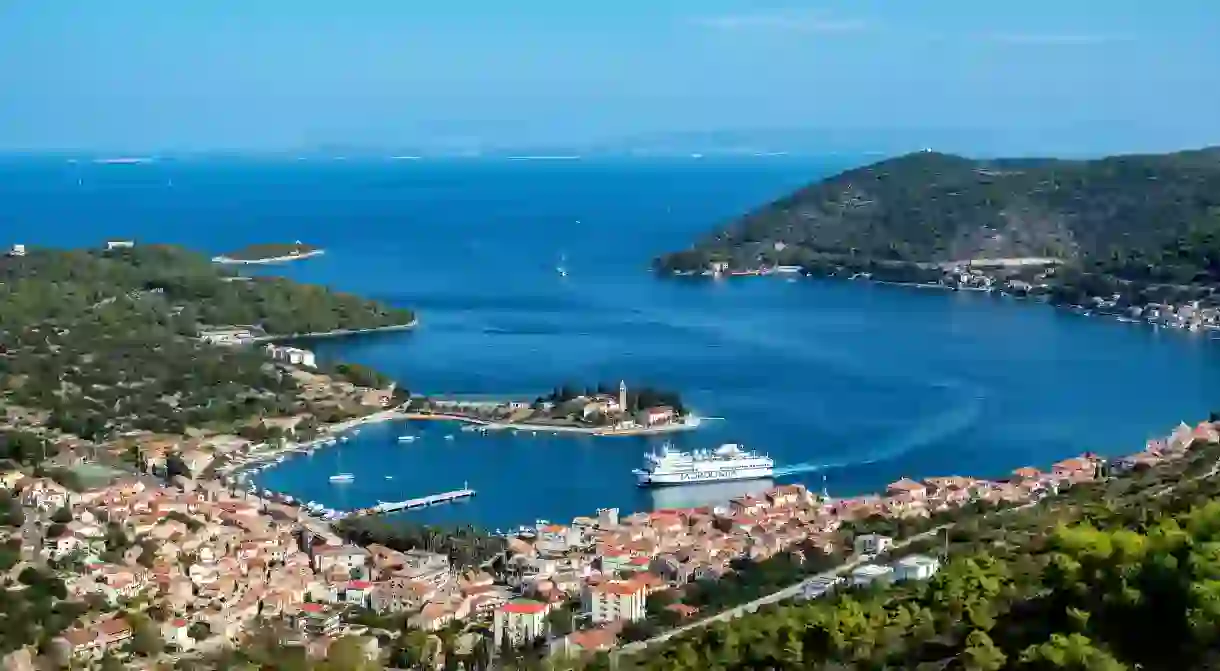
top-left (189, 160), bottom-right (1220, 533)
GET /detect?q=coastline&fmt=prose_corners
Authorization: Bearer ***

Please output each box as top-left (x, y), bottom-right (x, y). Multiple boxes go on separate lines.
top-left (211, 249), bottom-right (326, 265)
top-left (252, 317), bottom-right (419, 343)
top-left (218, 407), bottom-right (409, 481)
top-left (684, 270), bottom-right (1218, 336)
top-left (401, 411), bottom-right (702, 436)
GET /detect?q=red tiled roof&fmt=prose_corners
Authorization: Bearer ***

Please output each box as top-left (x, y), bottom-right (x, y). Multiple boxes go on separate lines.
top-left (300, 602), bottom-right (326, 613)
top-left (500, 599), bottom-right (548, 615)
top-left (97, 619), bottom-right (132, 637)
top-left (568, 626), bottom-right (617, 651)
top-left (887, 478), bottom-right (925, 492)
top-left (590, 580), bottom-right (645, 597)
top-left (171, 618), bottom-right (187, 628)
top-left (348, 580), bottom-right (372, 589)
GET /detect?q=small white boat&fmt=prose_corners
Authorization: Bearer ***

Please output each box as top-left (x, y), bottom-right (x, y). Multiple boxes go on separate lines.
top-left (397, 435), bottom-right (417, 443)
top-left (384, 475), bottom-right (393, 480)
top-left (445, 435), bottom-right (455, 441)
top-left (329, 473), bottom-right (355, 483)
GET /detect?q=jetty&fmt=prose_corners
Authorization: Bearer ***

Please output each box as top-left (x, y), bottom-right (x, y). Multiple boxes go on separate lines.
top-left (350, 484), bottom-right (476, 517)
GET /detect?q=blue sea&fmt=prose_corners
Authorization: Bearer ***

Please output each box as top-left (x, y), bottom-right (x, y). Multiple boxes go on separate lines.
top-left (3, 155), bottom-right (1218, 530)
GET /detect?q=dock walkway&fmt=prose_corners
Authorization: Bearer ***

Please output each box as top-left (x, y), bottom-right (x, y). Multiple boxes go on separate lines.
top-left (350, 484), bottom-right (476, 517)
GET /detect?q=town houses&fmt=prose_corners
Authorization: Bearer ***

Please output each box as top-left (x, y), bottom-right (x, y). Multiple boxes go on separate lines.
top-left (0, 416), bottom-right (1214, 667)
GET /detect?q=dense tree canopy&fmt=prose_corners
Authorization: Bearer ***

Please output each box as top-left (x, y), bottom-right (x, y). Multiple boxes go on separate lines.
top-left (655, 147), bottom-right (1220, 273)
top-left (542, 384), bottom-right (687, 416)
top-left (0, 244), bottom-right (412, 437)
top-left (605, 446), bottom-right (1220, 671)
top-left (337, 517), bottom-right (506, 570)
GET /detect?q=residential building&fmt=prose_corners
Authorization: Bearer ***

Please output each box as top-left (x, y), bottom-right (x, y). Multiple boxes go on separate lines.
top-left (853, 533), bottom-right (894, 557)
top-left (583, 579), bottom-right (647, 624)
top-left (850, 563), bottom-right (894, 587)
top-left (265, 344), bottom-right (318, 369)
top-left (894, 554), bottom-right (941, 582)
top-left (311, 544), bottom-right (369, 575)
top-left (564, 626), bottom-right (619, 656)
top-left (581, 396), bottom-right (621, 421)
top-left (537, 524), bottom-right (579, 555)
top-left (396, 549), bottom-right (450, 586)
top-left (56, 618), bottom-right (133, 660)
top-left (636, 406), bottom-right (675, 427)
top-left (800, 576), bottom-right (844, 601)
top-left (161, 618), bottom-right (194, 651)
top-left (885, 478), bottom-right (927, 500)
top-left (493, 599), bottom-right (552, 648)
top-left (293, 603), bottom-right (340, 636)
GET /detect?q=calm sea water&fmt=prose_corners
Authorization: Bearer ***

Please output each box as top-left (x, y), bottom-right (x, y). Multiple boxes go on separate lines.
top-left (3, 156), bottom-right (1218, 530)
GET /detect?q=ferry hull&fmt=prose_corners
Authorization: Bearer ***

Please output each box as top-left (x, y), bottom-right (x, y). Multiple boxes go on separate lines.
top-left (636, 466), bottom-right (774, 487)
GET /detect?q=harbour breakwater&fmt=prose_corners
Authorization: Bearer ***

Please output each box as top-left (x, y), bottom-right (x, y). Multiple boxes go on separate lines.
top-left (401, 411), bottom-right (702, 436)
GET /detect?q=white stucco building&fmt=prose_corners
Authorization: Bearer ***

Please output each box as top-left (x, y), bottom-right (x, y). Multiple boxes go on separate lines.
top-left (493, 599), bottom-right (551, 648)
top-left (582, 579), bottom-right (647, 624)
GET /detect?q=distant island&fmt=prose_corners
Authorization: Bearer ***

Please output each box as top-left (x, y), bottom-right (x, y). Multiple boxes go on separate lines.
top-left (212, 241), bottom-right (324, 264)
top-left (406, 381), bottom-right (696, 435)
top-left (655, 146), bottom-right (1220, 332)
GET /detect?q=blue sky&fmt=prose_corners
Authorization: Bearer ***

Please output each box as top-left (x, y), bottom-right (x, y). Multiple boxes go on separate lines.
top-left (1, 1), bottom-right (1217, 153)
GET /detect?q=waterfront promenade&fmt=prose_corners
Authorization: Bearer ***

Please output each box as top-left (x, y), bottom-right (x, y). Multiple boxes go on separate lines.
top-left (401, 411), bottom-right (701, 436)
top-left (217, 407), bottom-right (409, 479)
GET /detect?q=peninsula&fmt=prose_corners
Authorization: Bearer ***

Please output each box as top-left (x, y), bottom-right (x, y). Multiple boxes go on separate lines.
top-left (0, 242), bottom-right (413, 439)
top-left (405, 381), bottom-right (698, 435)
top-left (655, 146), bottom-right (1220, 332)
top-left (211, 241), bottom-right (324, 264)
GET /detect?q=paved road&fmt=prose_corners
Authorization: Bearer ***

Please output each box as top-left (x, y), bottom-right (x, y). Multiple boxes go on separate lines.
top-left (614, 497), bottom-right (1051, 660)
top-left (615, 459), bottom-right (1220, 661)
top-left (614, 522), bottom-right (953, 658)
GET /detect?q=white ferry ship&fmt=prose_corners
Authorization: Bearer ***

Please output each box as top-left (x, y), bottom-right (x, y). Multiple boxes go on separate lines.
top-left (633, 442), bottom-right (773, 487)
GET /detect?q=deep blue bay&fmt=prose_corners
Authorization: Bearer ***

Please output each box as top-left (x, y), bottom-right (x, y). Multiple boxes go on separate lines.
top-left (3, 155), bottom-right (1218, 530)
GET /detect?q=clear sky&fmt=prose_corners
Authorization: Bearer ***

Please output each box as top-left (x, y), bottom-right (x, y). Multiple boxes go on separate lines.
top-left (1, 0), bottom-right (1217, 154)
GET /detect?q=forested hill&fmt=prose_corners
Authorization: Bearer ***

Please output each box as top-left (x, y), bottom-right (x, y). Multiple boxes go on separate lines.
top-left (0, 244), bottom-right (414, 437)
top-left (0, 244), bottom-right (414, 335)
top-left (656, 147), bottom-right (1220, 272)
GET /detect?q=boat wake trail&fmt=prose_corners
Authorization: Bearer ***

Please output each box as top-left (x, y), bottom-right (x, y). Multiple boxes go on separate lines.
top-left (771, 387), bottom-right (986, 478)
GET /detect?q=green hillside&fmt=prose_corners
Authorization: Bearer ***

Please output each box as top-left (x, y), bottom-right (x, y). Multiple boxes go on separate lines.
top-left (657, 147), bottom-right (1220, 275)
